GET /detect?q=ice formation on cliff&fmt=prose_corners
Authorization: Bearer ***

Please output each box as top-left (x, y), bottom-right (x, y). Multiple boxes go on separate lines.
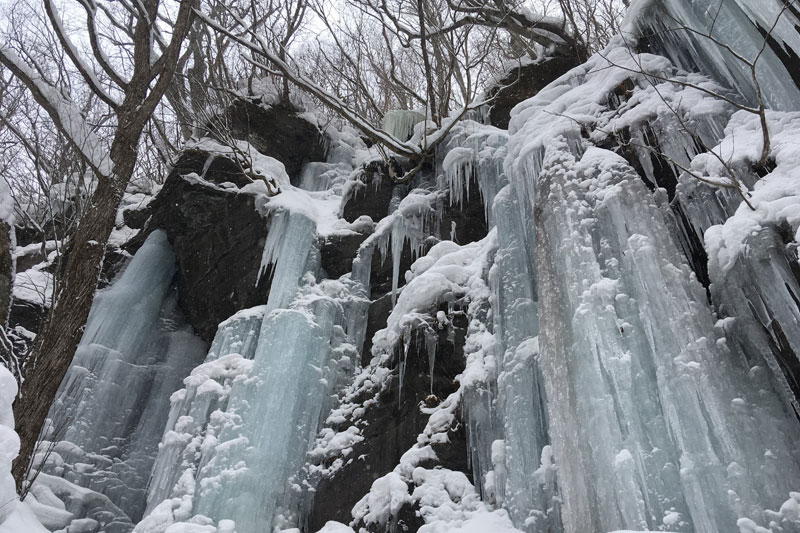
top-left (5, 1), bottom-right (800, 533)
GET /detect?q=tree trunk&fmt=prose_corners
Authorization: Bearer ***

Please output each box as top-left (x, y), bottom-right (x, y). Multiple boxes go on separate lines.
top-left (10, 171), bottom-right (126, 491)
top-left (0, 220), bottom-right (12, 328)
top-left (0, 220), bottom-right (15, 379)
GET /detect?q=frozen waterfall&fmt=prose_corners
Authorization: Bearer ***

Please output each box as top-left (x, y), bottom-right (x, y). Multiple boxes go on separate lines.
top-left (15, 1), bottom-right (800, 532)
top-left (37, 231), bottom-right (208, 527)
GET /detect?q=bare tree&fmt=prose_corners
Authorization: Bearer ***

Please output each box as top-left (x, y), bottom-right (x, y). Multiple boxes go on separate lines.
top-left (197, 0), bottom-right (586, 181)
top-left (0, 0), bottom-right (198, 491)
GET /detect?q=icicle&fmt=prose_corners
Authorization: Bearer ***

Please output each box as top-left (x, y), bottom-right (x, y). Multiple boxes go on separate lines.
top-left (391, 218), bottom-right (406, 306)
top-left (424, 326), bottom-right (437, 395)
top-left (633, 0), bottom-right (800, 111)
top-left (398, 331), bottom-right (411, 407)
top-left (381, 110), bottom-right (425, 141)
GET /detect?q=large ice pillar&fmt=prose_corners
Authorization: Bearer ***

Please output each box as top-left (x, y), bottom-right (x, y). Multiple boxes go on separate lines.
top-left (140, 207), bottom-right (355, 532)
top-left (192, 303), bottom-right (339, 531)
top-left (532, 141), bottom-right (800, 532)
top-left (143, 307), bottom-right (265, 516)
top-left (45, 230), bottom-right (207, 521)
top-left (442, 122), bottom-right (559, 531)
top-left (490, 185), bottom-right (559, 533)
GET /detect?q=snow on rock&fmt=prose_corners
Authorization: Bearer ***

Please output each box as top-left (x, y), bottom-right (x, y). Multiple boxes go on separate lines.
top-left (371, 233), bottom-right (496, 361)
top-left (11, 266), bottom-right (53, 307)
top-left (704, 111), bottom-right (800, 274)
top-left (313, 521), bottom-right (356, 533)
top-left (188, 137), bottom-right (290, 190)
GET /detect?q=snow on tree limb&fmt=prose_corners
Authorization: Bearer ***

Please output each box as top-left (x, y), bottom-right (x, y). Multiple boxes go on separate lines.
top-left (43, 0), bottom-right (121, 110)
top-left (0, 47), bottom-right (112, 180)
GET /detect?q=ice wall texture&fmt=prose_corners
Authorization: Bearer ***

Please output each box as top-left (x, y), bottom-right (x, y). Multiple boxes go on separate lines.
top-left (499, 0), bottom-right (800, 531)
top-left (28, 1), bottom-right (800, 532)
top-left (39, 231), bottom-right (208, 526)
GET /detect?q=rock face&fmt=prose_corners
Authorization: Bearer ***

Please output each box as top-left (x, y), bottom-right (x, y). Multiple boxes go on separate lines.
top-left (223, 99), bottom-right (327, 182)
top-left (308, 306), bottom-right (470, 532)
top-left (487, 55), bottom-right (580, 129)
top-left (341, 161), bottom-right (397, 223)
top-left (320, 231), bottom-right (370, 279)
top-left (141, 162), bottom-right (271, 343)
top-left (438, 174), bottom-right (489, 245)
top-left (305, 162), bottom-right (492, 529)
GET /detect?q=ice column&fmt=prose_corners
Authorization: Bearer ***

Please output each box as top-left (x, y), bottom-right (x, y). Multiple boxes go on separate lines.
top-left (440, 123), bottom-right (560, 531)
top-left (532, 142), bottom-right (800, 532)
top-left (46, 230), bottom-right (207, 521)
top-left (144, 306), bottom-right (265, 515)
top-left (181, 209), bottom-right (343, 531)
top-left (491, 185), bottom-right (559, 533)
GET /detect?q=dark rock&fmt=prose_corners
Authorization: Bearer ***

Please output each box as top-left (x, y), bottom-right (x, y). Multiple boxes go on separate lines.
top-left (122, 205), bottom-right (153, 230)
top-left (138, 164), bottom-right (272, 343)
top-left (223, 99), bottom-right (326, 183)
top-left (98, 247), bottom-right (131, 289)
top-left (13, 225), bottom-right (41, 249)
top-left (9, 299), bottom-right (45, 335)
top-left (438, 173), bottom-right (489, 245)
top-left (487, 55), bottom-right (581, 129)
top-left (368, 236), bottom-right (433, 301)
top-left (308, 306), bottom-right (470, 532)
top-left (362, 293), bottom-right (392, 364)
top-left (341, 162), bottom-right (396, 224)
top-left (320, 231), bottom-right (370, 279)
top-left (391, 502), bottom-right (426, 533)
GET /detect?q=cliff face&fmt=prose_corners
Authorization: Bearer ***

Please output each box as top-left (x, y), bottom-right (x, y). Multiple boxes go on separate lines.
top-left (11, 1), bottom-right (800, 532)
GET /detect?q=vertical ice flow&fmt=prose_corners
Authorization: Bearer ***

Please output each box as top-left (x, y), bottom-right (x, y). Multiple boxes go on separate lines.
top-left (46, 230), bottom-right (207, 521)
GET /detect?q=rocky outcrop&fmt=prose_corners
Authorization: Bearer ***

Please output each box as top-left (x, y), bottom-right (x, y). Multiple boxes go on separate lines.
top-left (321, 231), bottom-right (370, 280)
top-left (438, 174), bottom-right (489, 245)
top-left (223, 99), bottom-right (327, 182)
top-left (137, 156), bottom-right (271, 343)
top-left (341, 161), bottom-right (398, 223)
top-left (487, 54), bottom-right (580, 129)
top-left (308, 305), bottom-right (470, 531)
